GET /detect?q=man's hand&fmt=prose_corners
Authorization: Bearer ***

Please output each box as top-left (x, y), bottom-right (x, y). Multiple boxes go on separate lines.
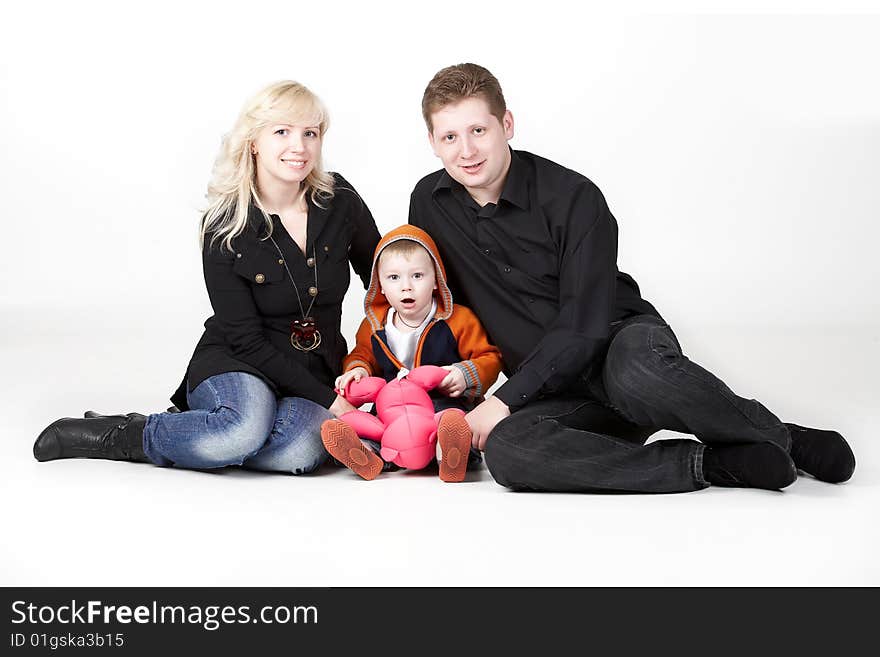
top-left (335, 367), bottom-right (369, 396)
top-left (465, 396), bottom-right (511, 451)
top-left (437, 365), bottom-right (467, 397)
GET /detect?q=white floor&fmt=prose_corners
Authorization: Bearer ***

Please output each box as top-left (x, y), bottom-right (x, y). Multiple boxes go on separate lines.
top-left (2, 305), bottom-right (877, 587)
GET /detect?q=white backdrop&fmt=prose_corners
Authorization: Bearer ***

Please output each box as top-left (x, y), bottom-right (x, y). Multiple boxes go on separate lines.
top-left (2, 0), bottom-right (879, 588)
top-left (2, 1), bottom-right (878, 336)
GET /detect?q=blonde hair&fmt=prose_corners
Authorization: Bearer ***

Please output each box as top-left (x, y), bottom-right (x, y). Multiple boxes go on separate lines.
top-left (201, 81), bottom-right (335, 252)
top-left (378, 239), bottom-right (429, 264)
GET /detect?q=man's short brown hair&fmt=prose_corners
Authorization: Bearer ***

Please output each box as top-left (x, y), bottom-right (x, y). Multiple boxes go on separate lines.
top-left (421, 63), bottom-right (507, 133)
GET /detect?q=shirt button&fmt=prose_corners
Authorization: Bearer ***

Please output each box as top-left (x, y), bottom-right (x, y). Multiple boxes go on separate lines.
top-left (483, 249), bottom-right (490, 255)
top-left (324, 245), bottom-right (330, 252)
top-left (277, 258), bottom-right (284, 265)
top-left (308, 286), bottom-right (318, 297)
top-left (254, 274), bottom-right (265, 284)
top-left (235, 253), bottom-right (242, 259)
top-left (306, 257), bottom-right (315, 267)
top-left (504, 266), bottom-right (511, 273)
top-left (520, 394), bottom-right (527, 400)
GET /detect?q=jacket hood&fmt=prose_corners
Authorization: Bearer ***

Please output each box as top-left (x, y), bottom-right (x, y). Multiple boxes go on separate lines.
top-left (364, 225), bottom-right (453, 331)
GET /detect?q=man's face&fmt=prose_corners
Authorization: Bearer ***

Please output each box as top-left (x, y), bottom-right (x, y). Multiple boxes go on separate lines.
top-left (428, 96), bottom-right (514, 205)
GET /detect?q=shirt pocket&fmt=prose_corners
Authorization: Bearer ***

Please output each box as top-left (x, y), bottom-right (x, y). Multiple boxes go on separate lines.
top-left (231, 251), bottom-right (286, 285)
top-left (231, 249), bottom-right (295, 316)
top-left (316, 220), bottom-right (356, 265)
top-left (310, 224), bottom-right (355, 302)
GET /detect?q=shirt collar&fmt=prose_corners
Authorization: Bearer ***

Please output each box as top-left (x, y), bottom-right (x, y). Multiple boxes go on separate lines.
top-left (385, 298), bottom-right (437, 334)
top-left (499, 149), bottom-right (529, 210)
top-left (246, 203), bottom-right (268, 236)
top-left (432, 148), bottom-right (530, 211)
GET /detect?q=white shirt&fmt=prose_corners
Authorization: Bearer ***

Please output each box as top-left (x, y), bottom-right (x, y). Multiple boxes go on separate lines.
top-left (384, 299), bottom-right (437, 375)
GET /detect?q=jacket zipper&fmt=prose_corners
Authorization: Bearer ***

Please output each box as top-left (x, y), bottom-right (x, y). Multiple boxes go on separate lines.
top-left (373, 318), bottom-right (437, 372)
top-left (412, 320), bottom-right (436, 368)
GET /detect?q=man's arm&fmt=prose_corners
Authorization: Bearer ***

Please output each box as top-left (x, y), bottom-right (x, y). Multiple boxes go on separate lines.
top-left (493, 180), bottom-right (619, 410)
top-left (446, 305), bottom-right (504, 400)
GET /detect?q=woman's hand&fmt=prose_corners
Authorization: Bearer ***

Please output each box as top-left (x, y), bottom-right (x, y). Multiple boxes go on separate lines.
top-left (334, 367), bottom-right (369, 396)
top-left (329, 395), bottom-right (358, 418)
top-left (438, 365), bottom-right (467, 397)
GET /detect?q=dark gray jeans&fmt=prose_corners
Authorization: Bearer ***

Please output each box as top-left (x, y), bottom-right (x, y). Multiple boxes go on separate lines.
top-left (484, 316), bottom-right (791, 493)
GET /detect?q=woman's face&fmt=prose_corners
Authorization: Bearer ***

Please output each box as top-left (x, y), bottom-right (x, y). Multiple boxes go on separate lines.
top-left (252, 121), bottom-right (322, 191)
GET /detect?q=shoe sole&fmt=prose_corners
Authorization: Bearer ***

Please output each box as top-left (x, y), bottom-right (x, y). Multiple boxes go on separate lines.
top-left (321, 420), bottom-right (383, 481)
top-left (437, 411), bottom-right (471, 483)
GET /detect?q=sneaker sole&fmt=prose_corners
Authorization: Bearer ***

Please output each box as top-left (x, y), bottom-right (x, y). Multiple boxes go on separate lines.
top-left (321, 420), bottom-right (383, 481)
top-left (437, 412), bottom-right (471, 483)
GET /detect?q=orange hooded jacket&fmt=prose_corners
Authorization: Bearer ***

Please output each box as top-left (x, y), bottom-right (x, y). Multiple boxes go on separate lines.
top-left (342, 225), bottom-right (503, 402)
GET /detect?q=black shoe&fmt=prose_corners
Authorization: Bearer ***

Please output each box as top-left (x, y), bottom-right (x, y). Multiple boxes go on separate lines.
top-left (33, 413), bottom-right (149, 463)
top-left (703, 442), bottom-right (797, 490)
top-left (785, 423), bottom-right (855, 483)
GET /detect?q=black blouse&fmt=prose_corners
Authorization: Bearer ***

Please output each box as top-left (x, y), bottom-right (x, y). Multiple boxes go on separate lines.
top-left (171, 173), bottom-right (380, 410)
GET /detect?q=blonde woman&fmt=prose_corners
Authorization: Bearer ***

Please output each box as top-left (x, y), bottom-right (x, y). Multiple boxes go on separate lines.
top-left (33, 81), bottom-right (380, 474)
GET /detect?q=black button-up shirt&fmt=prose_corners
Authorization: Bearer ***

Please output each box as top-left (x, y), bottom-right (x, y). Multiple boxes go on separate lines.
top-left (409, 150), bottom-right (660, 409)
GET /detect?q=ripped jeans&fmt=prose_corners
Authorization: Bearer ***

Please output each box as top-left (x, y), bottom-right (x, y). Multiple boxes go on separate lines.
top-left (143, 372), bottom-right (331, 474)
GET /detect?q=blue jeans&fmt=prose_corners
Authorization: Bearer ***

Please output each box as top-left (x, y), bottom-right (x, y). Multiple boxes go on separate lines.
top-left (485, 316), bottom-right (791, 493)
top-left (143, 372), bottom-right (331, 473)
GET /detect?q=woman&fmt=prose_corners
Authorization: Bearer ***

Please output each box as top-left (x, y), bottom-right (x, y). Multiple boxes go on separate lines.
top-left (33, 81), bottom-right (379, 474)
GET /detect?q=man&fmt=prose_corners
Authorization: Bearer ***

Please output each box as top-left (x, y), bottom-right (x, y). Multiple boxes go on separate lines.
top-left (408, 63), bottom-right (855, 493)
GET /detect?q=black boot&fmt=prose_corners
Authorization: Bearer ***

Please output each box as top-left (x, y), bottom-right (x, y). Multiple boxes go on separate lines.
top-left (785, 423), bottom-right (855, 483)
top-left (33, 413), bottom-right (149, 463)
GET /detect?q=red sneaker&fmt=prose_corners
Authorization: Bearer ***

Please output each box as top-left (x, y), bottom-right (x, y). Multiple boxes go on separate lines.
top-left (437, 411), bottom-right (471, 483)
top-left (320, 419), bottom-right (383, 481)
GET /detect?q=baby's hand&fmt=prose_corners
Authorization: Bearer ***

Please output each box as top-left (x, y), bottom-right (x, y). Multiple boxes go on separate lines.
top-left (438, 365), bottom-right (467, 398)
top-left (335, 367), bottom-right (369, 396)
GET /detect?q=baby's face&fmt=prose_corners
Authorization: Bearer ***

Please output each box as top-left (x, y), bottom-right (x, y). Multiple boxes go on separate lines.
top-left (378, 248), bottom-right (437, 321)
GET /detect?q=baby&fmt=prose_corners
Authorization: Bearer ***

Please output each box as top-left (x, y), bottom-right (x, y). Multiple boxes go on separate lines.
top-left (321, 225), bottom-right (503, 481)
